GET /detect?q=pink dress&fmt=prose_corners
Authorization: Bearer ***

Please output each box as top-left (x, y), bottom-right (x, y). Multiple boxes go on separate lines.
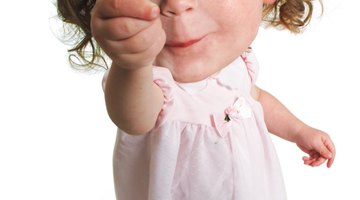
top-left (109, 51), bottom-right (287, 200)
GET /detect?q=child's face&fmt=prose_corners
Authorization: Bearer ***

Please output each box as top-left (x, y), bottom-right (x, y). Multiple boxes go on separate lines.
top-left (153, 0), bottom-right (270, 83)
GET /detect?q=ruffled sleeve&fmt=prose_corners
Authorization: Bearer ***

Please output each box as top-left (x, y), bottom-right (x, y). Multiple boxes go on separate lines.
top-left (153, 66), bottom-right (175, 128)
top-left (241, 49), bottom-right (260, 85)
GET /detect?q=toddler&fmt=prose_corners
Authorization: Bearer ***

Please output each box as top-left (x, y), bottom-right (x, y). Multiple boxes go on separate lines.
top-left (57, 0), bottom-right (336, 199)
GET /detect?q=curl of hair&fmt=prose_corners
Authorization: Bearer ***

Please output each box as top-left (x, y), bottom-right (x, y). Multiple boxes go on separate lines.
top-left (263, 0), bottom-right (322, 33)
top-left (56, 0), bottom-right (321, 70)
top-left (57, 0), bottom-right (107, 70)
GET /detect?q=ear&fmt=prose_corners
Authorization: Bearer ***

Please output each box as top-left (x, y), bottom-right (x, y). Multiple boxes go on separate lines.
top-left (263, 0), bottom-right (276, 4)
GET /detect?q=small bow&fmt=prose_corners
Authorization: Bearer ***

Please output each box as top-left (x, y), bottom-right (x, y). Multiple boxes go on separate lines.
top-left (212, 97), bottom-right (252, 138)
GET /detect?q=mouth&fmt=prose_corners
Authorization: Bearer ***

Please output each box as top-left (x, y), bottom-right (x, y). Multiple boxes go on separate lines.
top-left (165, 36), bottom-right (205, 48)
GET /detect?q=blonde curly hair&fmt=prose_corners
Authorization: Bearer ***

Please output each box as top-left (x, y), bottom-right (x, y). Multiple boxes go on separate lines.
top-left (56, 0), bottom-right (322, 70)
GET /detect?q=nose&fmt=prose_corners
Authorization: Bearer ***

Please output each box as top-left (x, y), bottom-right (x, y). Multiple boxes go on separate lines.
top-left (160, 0), bottom-right (198, 17)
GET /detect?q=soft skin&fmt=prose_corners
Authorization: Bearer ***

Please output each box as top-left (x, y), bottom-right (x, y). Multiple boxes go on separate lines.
top-left (91, 0), bottom-right (335, 167)
top-left (154, 0), bottom-right (268, 82)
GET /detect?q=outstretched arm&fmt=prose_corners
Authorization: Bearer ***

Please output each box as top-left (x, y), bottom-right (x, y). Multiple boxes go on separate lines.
top-left (91, 0), bottom-right (166, 134)
top-left (251, 86), bottom-right (336, 168)
top-left (104, 66), bottom-right (163, 134)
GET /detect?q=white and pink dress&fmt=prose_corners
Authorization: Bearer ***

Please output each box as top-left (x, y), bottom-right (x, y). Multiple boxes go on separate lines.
top-left (105, 51), bottom-right (287, 200)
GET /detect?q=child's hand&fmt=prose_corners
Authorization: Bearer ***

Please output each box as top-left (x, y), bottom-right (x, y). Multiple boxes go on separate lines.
top-left (295, 125), bottom-right (336, 168)
top-left (91, 0), bottom-right (166, 69)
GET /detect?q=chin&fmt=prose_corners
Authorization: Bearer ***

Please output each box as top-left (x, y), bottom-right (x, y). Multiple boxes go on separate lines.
top-left (170, 61), bottom-right (218, 83)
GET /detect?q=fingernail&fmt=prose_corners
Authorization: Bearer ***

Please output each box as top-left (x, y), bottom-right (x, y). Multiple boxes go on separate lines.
top-left (151, 6), bottom-right (159, 18)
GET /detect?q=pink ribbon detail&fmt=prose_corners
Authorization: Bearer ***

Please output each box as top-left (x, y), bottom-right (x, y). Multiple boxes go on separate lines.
top-left (212, 97), bottom-right (252, 138)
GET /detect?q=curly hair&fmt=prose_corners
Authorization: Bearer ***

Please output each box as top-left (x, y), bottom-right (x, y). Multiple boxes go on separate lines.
top-left (56, 0), bottom-right (322, 70)
top-left (263, 0), bottom-right (322, 32)
top-left (56, 0), bottom-right (103, 69)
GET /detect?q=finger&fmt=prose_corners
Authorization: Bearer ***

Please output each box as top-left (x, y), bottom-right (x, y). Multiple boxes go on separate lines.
top-left (303, 151), bottom-right (320, 165)
top-left (327, 156), bottom-right (335, 168)
top-left (101, 19), bottom-right (164, 54)
top-left (95, 17), bottom-right (152, 41)
top-left (316, 142), bottom-right (333, 159)
top-left (303, 156), bottom-right (316, 165)
top-left (324, 138), bottom-right (336, 167)
top-left (324, 136), bottom-right (336, 154)
top-left (304, 160), bottom-right (315, 166)
top-left (303, 158), bottom-right (311, 165)
top-left (310, 157), bottom-right (326, 167)
top-left (302, 156), bottom-right (313, 162)
top-left (326, 140), bottom-right (336, 168)
top-left (94, 0), bottom-right (159, 20)
top-left (107, 28), bottom-right (165, 69)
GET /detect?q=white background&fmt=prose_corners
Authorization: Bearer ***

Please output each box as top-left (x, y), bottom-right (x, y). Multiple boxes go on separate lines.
top-left (0, 0), bottom-right (359, 199)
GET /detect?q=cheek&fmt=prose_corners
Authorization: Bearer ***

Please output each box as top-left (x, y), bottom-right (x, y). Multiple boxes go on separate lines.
top-left (216, 4), bottom-right (263, 52)
top-left (212, 0), bottom-right (263, 30)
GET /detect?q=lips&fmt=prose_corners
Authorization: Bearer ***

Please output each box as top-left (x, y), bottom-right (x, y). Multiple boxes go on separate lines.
top-left (165, 36), bottom-right (205, 48)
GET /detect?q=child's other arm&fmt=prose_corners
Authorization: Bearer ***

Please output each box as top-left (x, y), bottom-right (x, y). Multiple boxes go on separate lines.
top-left (250, 85), bottom-right (303, 142)
top-left (91, 0), bottom-right (165, 134)
top-left (251, 85), bottom-right (336, 167)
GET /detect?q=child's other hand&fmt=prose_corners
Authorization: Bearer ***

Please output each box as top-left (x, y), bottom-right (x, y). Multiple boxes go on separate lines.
top-left (91, 0), bottom-right (166, 69)
top-left (295, 125), bottom-right (336, 168)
